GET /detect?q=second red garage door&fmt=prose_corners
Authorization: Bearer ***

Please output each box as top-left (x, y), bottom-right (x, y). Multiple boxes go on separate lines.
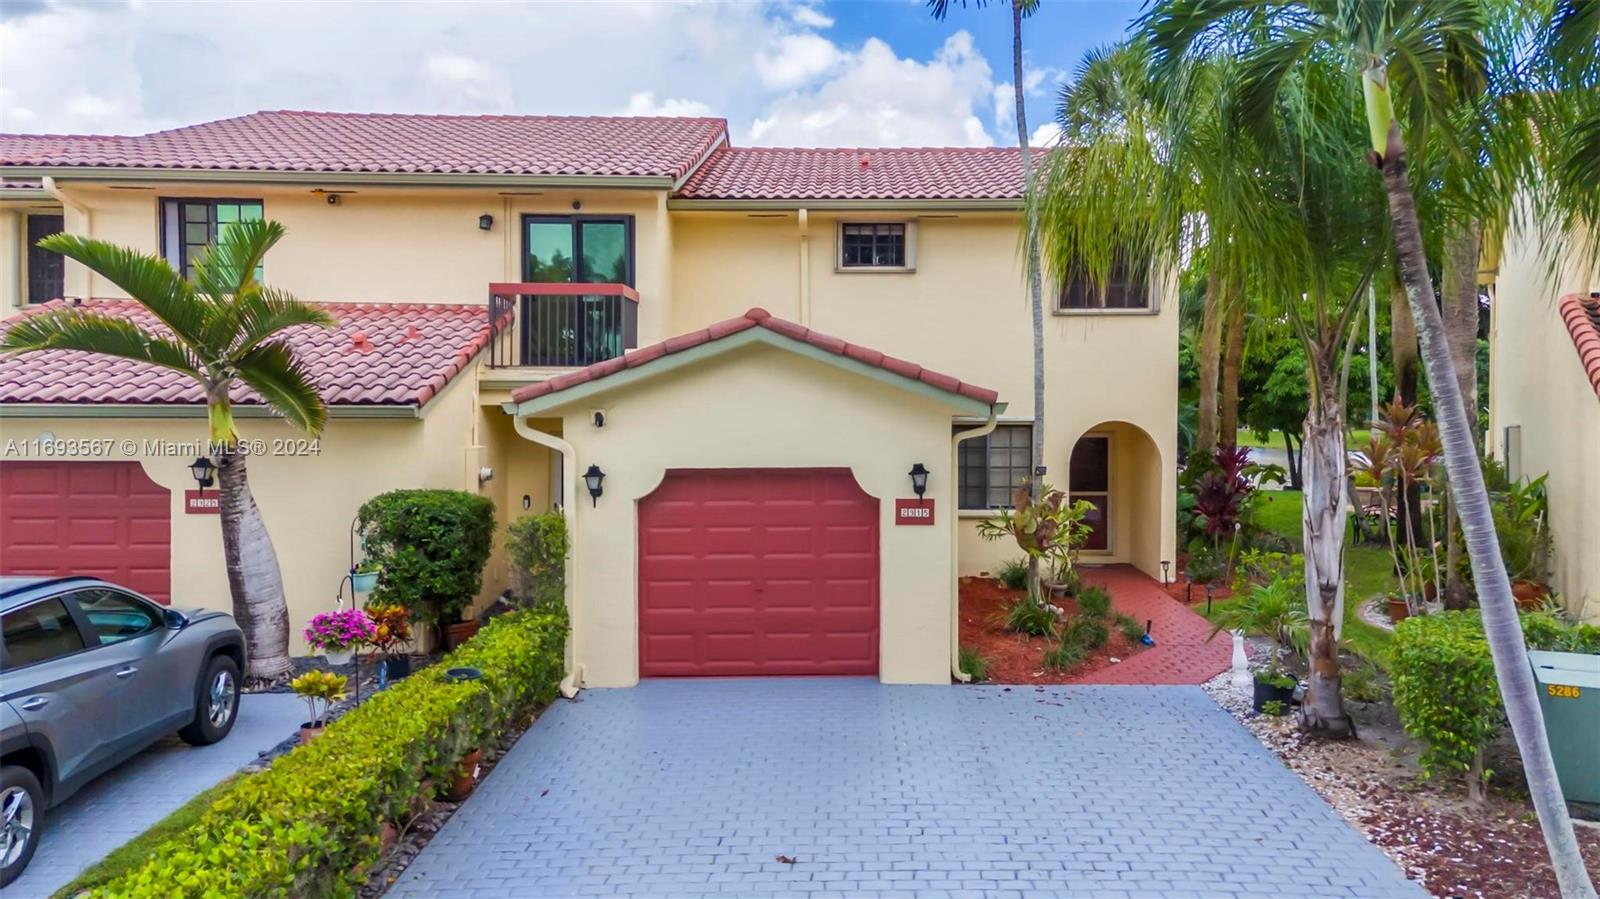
top-left (638, 468), bottom-right (879, 677)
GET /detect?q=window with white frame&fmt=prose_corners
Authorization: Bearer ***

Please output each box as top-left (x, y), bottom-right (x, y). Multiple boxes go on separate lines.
top-left (838, 222), bottom-right (915, 270)
top-left (956, 424), bottom-right (1032, 510)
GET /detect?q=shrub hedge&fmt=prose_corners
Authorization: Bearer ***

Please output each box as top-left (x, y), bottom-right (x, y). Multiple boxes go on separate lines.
top-left (82, 609), bottom-right (567, 898)
top-left (357, 489), bottom-right (496, 627)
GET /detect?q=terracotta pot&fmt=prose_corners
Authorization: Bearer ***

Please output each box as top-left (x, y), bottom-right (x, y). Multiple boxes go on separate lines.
top-left (299, 723), bottom-right (325, 744)
top-left (379, 821), bottom-right (399, 854)
top-left (442, 749), bottom-right (484, 802)
top-left (1422, 581), bottom-right (1438, 602)
top-left (1386, 597), bottom-right (1411, 622)
top-left (444, 619), bottom-right (481, 649)
top-left (1512, 580), bottom-right (1549, 609)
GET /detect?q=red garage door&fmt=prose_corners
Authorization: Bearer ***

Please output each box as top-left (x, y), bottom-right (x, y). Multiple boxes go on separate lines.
top-left (0, 461), bottom-right (172, 603)
top-left (638, 468), bottom-right (879, 677)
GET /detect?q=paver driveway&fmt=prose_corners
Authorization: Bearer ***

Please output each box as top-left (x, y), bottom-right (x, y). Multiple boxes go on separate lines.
top-left (393, 680), bottom-right (1424, 899)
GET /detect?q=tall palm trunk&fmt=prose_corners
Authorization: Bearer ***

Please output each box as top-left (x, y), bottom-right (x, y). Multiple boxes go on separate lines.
top-left (217, 447), bottom-right (294, 683)
top-left (1012, 0), bottom-right (1046, 500)
top-left (1299, 343), bottom-right (1352, 736)
top-left (1380, 123), bottom-right (1596, 899)
top-left (1220, 294), bottom-right (1245, 441)
top-left (1196, 264), bottom-right (1223, 453)
top-left (1442, 222), bottom-right (1482, 610)
top-left (1390, 281), bottom-right (1419, 404)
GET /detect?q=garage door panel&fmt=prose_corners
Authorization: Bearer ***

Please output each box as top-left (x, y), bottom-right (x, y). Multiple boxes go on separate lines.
top-left (638, 468), bottom-right (878, 677)
top-left (0, 461), bottom-right (172, 602)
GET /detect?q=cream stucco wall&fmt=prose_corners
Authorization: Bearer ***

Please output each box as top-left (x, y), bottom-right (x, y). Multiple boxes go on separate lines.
top-left (671, 210), bottom-right (1180, 580)
top-left (1487, 229), bottom-right (1600, 623)
top-left (526, 343), bottom-right (967, 687)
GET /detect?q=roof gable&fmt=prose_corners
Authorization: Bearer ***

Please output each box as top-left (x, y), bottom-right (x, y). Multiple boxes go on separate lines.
top-left (507, 307), bottom-right (999, 416)
top-left (1559, 293), bottom-right (1600, 402)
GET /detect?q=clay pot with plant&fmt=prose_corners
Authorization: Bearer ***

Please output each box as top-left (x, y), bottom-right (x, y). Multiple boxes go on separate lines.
top-left (1210, 576), bottom-right (1309, 713)
top-left (291, 669), bottom-right (348, 743)
top-left (364, 603), bottom-right (414, 681)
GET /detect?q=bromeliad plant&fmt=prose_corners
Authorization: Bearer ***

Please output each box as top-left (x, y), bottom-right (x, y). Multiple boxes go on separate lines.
top-left (303, 607), bottom-right (376, 657)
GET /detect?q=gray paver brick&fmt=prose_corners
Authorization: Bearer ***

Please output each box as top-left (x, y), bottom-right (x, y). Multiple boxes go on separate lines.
top-left (389, 679), bottom-right (1425, 898)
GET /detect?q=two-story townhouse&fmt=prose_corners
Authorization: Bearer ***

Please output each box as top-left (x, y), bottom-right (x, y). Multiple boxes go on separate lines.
top-left (0, 111), bottom-right (1177, 686)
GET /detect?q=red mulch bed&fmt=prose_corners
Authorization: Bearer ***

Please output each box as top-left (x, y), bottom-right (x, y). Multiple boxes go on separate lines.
top-left (959, 576), bottom-right (1147, 683)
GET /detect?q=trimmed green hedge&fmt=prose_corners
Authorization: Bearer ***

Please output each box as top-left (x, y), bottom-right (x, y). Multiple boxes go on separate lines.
top-left (82, 609), bottom-right (567, 898)
top-left (358, 489), bottom-right (497, 627)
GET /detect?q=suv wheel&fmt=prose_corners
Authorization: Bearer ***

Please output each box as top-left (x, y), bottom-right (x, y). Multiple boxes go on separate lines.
top-left (179, 654), bottom-right (240, 746)
top-left (0, 765), bottom-right (43, 887)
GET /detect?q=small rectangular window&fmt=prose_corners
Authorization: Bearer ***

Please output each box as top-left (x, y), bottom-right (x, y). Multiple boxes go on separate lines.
top-left (2, 597), bottom-right (86, 669)
top-left (25, 214), bottom-right (65, 304)
top-left (956, 424), bottom-right (1033, 510)
top-left (160, 198), bottom-right (265, 280)
top-left (1058, 257), bottom-right (1149, 310)
top-left (839, 222), bottom-right (912, 270)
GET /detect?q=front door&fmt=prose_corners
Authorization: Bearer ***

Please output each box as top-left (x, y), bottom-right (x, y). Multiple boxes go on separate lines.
top-left (1070, 436), bottom-right (1111, 551)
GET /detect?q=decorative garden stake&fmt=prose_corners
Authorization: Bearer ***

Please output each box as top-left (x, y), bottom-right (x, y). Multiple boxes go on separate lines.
top-left (1205, 583), bottom-right (1215, 615)
top-left (1231, 631), bottom-right (1252, 689)
top-left (1161, 560), bottom-right (1171, 585)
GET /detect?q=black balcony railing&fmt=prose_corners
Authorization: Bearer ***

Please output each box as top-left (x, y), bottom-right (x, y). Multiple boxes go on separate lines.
top-left (487, 282), bottom-right (640, 368)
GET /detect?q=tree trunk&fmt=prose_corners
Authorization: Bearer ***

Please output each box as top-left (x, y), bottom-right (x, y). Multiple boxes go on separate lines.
top-left (217, 448), bottom-right (294, 684)
top-left (1283, 432), bottom-right (1303, 490)
top-left (1196, 264), bottom-right (1223, 454)
top-left (1381, 124), bottom-right (1596, 898)
top-left (1012, 0), bottom-right (1046, 499)
top-left (1442, 221), bottom-right (1482, 610)
top-left (1390, 281), bottom-right (1419, 405)
top-left (1220, 294), bottom-right (1245, 442)
top-left (1299, 368), bottom-right (1353, 737)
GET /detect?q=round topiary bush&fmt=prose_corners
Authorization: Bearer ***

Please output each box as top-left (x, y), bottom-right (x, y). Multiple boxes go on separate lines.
top-left (357, 489), bottom-right (496, 629)
top-left (1391, 611), bottom-right (1501, 795)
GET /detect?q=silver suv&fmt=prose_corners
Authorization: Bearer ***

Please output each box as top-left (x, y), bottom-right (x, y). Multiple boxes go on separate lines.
top-left (0, 576), bottom-right (245, 886)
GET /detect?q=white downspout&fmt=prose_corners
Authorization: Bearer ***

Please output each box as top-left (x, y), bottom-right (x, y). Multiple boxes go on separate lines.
top-left (797, 208), bottom-right (811, 325)
top-left (512, 413), bottom-right (585, 697)
top-left (42, 177), bottom-right (91, 300)
top-left (950, 406), bottom-right (1001, 682)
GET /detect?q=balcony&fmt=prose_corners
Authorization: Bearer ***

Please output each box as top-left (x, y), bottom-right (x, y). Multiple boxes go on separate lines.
top-left (487, 282), bottom-right (639, 369)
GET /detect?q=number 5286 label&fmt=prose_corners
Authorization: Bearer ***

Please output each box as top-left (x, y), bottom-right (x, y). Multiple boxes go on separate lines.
top-left (1547, 684), bottom-right (1582, 699)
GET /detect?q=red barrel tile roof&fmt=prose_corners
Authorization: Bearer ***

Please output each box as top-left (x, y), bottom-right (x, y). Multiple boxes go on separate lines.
top-left (0, 111), bottom-right (729, 180)
top-left (1559, 293), bottom-right (1600, 402)
top-left (510, 307), bottom-right (999, 406)
top-left (673, 146), bottom-right (1025, 201)
top-left (1, 299), bottom-right (499, 408)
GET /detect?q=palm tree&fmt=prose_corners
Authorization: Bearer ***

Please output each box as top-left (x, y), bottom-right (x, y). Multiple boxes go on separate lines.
top-left (2, 221), bottom-right (332, 685)
top-left (928, 0), bottom-right (1048, 505)
top-left (1141, 1), bottom-right (1598, 893)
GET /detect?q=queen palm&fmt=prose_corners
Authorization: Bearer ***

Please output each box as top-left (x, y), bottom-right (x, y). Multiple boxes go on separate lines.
top-left (1142, 0), bottom-right (1598, 893)
top-left (2, 220), bottom-right (332, 685)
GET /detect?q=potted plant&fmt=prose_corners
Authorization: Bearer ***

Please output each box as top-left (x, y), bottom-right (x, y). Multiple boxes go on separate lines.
top-left (351, 560), bottom-right (382, 594)
top-left (291, 669), bottom-right (348, 743)
top-left (1210, 576), bottom-right (1308, 713)
top-left (1386, 591), bottom-right (1413, 622)
top-left (356, 489), bottom-right (495, 651)
top-left (365, 603), bottom-right (414, 681)
top-left (442, 748), bottom-right (485, 802)
top-left (444, 614), bottom-right (481, 649)
top-left (303, 606), bottom-right (376, 666)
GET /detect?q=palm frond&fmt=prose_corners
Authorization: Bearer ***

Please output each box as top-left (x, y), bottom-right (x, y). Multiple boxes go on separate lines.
top-left (234, 341), bottom-right (327, 435)
top-left (225, 287), bottom-right (337, 359)
top-left (191, 218), bottom-right (284, 301)
top-left (33, 234), bottom-right (213, 350)
top-left (1, 309), bottom-right (200, 377)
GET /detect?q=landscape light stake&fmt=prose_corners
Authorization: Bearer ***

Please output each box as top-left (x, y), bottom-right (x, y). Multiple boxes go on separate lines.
top-left (1160, 560), bottom-right (1171, 585)
top-left (1205, 583), bottom-right (1215, 615)
top-left (1185, 574), bottom-right (1193, 604)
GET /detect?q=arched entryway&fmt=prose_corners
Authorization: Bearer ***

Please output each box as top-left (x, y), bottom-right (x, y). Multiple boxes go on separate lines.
top-left (1066, 421), bottom-right (1164, 577)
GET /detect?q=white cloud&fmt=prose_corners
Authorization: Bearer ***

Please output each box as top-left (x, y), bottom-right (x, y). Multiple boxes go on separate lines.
top-left (422, 53), bottom-right (512, 113)
top-left (755, 33), bottom-right (845, 89)
top-left (750, 32), bottom-right (996, 147)
top-left (619, 91), bottom-right (713, 117)
top-left (1029, 121), bottom-right (1063, 147)
top-left (790, 5), bottom-right (834, 29)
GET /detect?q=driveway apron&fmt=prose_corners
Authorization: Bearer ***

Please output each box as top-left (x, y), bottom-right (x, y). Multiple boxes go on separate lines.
top-left (392, 679), bottom-right (1423, 898)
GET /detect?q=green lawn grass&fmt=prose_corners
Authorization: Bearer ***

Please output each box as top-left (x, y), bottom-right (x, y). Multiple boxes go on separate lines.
top-left (1202, 489), bottom-right (1396, 668)
top-left (51, 775), bottom-right (242, 898)
top-left (1236, 428), bottom-right (1371, 450)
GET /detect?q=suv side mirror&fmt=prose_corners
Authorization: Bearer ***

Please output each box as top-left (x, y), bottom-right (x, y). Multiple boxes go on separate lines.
top-left (163, 608), bottom-right (189, 629)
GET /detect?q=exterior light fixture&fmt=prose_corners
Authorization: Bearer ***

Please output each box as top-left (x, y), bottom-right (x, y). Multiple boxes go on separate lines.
top-left (189, 457), bottom-right (216, 490)
top-left (908, 463), bottom-right (930, 499)
top-left (1184, 573), bottom-right (1193, 604)
top-left (478, 214), bottom-right (494, 231)
top-left (1160, 560), bottom-right (1171, 585)
top-left (583, 464), bottom-right (605, 506)
top-left (1205, 583), bottom-right (1215, 615)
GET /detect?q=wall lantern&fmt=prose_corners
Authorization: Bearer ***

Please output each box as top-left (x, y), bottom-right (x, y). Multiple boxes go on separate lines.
top-left (583, 464), bottom-right (606, 506)
top-left (189, 457), bottom-right (216, 491)
top-left (908, 463), bottom-right (930, 499)
top-left (478, 213), bottom-right (494, 231)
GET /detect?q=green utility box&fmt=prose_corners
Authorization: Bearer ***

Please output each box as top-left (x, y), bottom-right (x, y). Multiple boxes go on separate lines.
top-left (1528, 650), bottom-right (1600, 806)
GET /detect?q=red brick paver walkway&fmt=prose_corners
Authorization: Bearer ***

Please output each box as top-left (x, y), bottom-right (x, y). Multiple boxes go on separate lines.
top-left (1066, 565), bottom-right (1232, 685)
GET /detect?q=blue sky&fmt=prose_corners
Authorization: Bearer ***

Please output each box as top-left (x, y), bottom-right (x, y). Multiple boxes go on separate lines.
top-left (0, 0), bottom-right (1145, 146)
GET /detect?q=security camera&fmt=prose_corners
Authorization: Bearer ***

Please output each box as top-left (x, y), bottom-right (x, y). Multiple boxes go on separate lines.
top-left (477, 466), bottom-right (494, 483)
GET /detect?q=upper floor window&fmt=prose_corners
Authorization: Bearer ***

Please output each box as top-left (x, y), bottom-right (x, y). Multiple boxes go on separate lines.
top-left (957, 423), bottom-right (1033, 510)
top-left (1058, 257), bottom-right (1150, 311)
top-left (160, 198), bottom-right (264, 279)
top-left (838, 222), bottom-right (915, 271)
top-left (522, 215), bottom-right (634, 285)
top-left (26, 213), bottom-right (64, 304)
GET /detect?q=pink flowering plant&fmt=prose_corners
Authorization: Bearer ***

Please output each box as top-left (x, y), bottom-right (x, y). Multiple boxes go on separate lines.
top-left (303, 607), bottom-right (377, 653)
